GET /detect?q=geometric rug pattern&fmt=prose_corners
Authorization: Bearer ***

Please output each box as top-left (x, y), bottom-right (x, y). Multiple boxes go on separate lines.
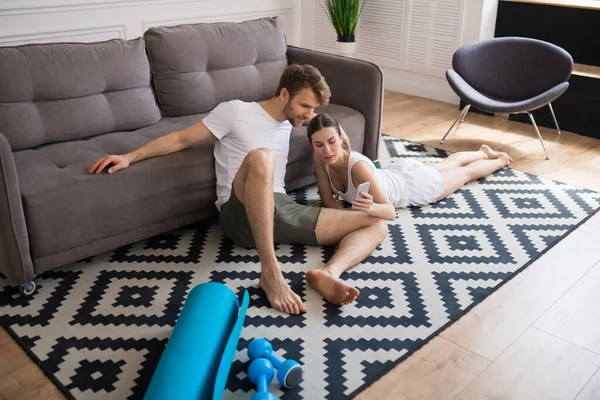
top-left (1, 136), bottom-right (599, 399)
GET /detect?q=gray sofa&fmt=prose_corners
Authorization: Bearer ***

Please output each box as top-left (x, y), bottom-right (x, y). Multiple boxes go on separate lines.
top-left (0, 16), bottom-right (383, 295)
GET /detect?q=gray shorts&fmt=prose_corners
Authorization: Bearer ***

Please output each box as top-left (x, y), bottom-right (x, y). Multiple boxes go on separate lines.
top-left (219, 189), bottom-right (322, 248)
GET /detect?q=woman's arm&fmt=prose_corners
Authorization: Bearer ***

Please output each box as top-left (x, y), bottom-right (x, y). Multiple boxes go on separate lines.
top-left (351, 161), bottom-right (396, 221)
top-left (313, 154), bottom-right (344, 210)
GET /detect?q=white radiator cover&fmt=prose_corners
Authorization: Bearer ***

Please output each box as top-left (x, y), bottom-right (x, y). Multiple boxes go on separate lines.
top-left (308, 0), bottom-right (499, 104)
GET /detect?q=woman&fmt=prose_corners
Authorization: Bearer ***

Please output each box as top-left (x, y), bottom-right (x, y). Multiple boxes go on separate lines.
top-left (307, 114), bottom-right (512, 220)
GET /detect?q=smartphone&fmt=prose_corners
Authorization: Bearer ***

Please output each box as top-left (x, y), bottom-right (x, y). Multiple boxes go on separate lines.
top-left (354, 182), bottom-right (371, 201)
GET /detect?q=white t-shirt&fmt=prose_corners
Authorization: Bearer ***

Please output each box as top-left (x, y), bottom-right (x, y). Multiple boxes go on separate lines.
top-left (202, 100), bottom-right (292, 211)
top-left (325, 151), bottom-right (379, 203)
top-left (325, 151), bottom-right (411, 208)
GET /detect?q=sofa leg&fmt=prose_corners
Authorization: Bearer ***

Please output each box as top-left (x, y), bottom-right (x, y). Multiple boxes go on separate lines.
top-left (19, 280), bottom-right (37, 297)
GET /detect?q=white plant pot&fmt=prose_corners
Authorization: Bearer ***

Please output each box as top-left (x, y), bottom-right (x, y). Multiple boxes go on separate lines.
top-left (336, 41), bottom-right (357, 58)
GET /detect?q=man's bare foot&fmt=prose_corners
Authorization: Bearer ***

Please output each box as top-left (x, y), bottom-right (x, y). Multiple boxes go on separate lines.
top-left (306, 268), bottom-right (360, 305)
top-left (259, 269), bottom-right (307, 315)
top-left (480, 144), bottom-right (513, 164)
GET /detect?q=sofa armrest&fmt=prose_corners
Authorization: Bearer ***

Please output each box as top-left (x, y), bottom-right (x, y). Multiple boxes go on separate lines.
top-left (0, 133), bottom-right (34, 285)
top-left (286, 45), bottom-right (384, 160)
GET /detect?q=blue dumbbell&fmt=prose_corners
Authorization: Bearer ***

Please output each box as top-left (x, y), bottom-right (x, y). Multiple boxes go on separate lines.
top-left (248, 338), bottom-right (303, 389)
top-left (248, 358), bottom-right (277, 400)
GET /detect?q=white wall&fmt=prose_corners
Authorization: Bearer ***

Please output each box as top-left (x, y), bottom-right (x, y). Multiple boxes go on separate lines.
top-left (0, 0), bottom-right (498, 105)
top-left (0, 0), bottom-right (302, 46)
top-left (305, 0), bottom-right (499, 105)
top-left (461, 0), bottom-right (499, 44)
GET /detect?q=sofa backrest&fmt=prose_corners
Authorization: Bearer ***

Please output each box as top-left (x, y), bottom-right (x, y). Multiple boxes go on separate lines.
top-left (0, 38), bottom-right (161, 151)
top-left (144, 16), bottom-right (288, 117)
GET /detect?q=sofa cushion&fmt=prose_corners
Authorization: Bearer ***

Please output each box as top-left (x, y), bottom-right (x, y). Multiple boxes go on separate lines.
top-left (145, 17), bottom-right (288, 117)
top-left (14, 103), bottom-right (363, 261)
top-left (0, 38), bottom-right (161, 151)
top-left (13, 114), bottom-right (209, 260)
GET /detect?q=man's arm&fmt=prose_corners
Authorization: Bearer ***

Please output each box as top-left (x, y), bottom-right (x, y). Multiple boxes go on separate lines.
top-left (88, 121), bottom-right (216, 174)
top-left (128, 121), bottom-right (216, 163)
top-left (338, 125), bottom-right (351, 151)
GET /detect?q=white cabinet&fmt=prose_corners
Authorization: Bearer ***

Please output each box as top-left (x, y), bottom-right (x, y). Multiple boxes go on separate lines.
top-left (405, 0), bottom-right (464, 75)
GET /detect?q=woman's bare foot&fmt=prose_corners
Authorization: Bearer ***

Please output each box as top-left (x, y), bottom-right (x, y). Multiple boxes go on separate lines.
top-left (259, 269), bottom-right (307, 315)
top-left (480, 144), bottom-right (513, 164)
top-left (498, 154), bottom-right (512, 167)
top-left (306, 268), bottom-right (360, 305)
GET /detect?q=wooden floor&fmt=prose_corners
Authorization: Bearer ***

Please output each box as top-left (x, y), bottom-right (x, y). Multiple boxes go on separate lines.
top-left (3, 91), bottom-right (600, 399)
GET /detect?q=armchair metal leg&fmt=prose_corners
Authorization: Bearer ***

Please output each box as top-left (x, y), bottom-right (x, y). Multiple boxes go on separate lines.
top-left (548, 103), bottom-right (561, 135)
top-left (460, 106), bottom-right (470, 123)
top-left (440, 104), bottom-right (471, 144)
top-left (527, 111), bottom-right (551, 160)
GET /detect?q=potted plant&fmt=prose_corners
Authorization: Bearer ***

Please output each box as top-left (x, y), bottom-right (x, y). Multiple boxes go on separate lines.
top-left (325, 0), bottom-right (365, 57)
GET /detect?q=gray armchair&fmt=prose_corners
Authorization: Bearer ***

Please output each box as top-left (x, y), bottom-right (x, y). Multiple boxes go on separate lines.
top-left (442, 37), bottom-right (573, 160)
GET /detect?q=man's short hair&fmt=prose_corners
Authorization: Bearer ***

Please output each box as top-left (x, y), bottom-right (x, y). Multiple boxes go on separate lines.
top-left (275, 64), bottom-right (331, 106)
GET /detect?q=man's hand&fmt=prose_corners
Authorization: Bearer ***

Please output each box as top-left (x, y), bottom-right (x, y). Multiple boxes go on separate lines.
top-left (88, 154), bottom-right (133, 174)
top-left (339, 126), bottom-right (352, 151)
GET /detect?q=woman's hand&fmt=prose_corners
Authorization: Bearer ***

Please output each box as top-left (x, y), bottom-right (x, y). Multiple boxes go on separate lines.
top-left (352, 192), bottom-right (374, 213)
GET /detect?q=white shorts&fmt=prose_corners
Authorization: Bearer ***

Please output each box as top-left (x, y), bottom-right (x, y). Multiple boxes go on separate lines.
top-left (386, 159), bottom-right (445, 206)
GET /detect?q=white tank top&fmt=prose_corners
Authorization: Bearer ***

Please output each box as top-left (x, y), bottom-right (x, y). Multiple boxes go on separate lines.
top-left (324, 151), bottom-right (410, 208)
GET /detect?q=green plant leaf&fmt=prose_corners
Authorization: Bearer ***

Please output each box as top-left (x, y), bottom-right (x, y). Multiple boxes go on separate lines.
top-left (324, 0), bottom-right (365, 37)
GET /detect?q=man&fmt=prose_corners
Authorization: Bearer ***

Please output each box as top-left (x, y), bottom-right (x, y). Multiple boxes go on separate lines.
top-left (88, 65), bottom-right (388, 315)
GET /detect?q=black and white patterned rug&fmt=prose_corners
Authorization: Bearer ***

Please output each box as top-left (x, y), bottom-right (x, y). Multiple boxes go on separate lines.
top-left (2, 136), bottom-right (600, 400)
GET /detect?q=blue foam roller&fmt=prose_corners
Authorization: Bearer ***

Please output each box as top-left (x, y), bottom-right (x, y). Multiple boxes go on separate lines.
top-left (144, 282), bottom-right (249, 400)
